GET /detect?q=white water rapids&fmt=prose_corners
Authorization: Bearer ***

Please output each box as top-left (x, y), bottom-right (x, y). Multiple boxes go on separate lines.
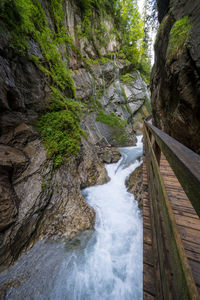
top-left (0, 136), bottom-right (143, 300)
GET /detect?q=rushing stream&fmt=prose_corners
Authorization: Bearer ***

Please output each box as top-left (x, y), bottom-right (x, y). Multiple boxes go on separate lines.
top-left (0, 136), bottom-right (143, 300)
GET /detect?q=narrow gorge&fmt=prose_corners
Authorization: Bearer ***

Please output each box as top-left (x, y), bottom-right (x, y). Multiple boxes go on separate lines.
top-left (0, 0), bottom-right (199, 298)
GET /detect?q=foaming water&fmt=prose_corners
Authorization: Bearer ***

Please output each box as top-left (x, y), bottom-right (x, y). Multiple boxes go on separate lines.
top-left (0, 136), bottom-right (143, 300)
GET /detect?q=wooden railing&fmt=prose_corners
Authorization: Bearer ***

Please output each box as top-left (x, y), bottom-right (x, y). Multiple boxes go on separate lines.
top-left (144, 121), bottom-right (200, 218)
top-left (143, 121), bottom-right (200, 300)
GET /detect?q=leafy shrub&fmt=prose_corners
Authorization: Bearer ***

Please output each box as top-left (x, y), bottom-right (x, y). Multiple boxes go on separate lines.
top-left (37, 107), bottom-right (85, 167)
top-left (37, 87), bottom-right (86, 167)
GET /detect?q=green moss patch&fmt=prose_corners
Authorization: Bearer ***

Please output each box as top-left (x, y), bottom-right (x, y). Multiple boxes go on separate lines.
top-left (0, 0), bottom-right (75, 94)
top-left (96, 110), bottom-right (128, 145)
top-left (37, 103), bottom-right (85, 167)
top-left (96, 110), bottom-right (127, 128)
top-left (120, 73), bottom-right (132, 84)
top-left (167, 16), bottom-right (192, 62)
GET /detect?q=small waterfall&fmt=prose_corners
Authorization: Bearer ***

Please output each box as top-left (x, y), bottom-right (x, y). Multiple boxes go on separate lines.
top-left (114, 80), bottom-right (126, 104)
top-left (102, 72), bottom-right (107, 106)
top-left (88, 72), bottom-right (97, 107)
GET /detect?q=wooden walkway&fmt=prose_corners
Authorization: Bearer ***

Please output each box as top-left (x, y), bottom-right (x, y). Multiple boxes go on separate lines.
top-left (143, 153), bottom-right (200, 298)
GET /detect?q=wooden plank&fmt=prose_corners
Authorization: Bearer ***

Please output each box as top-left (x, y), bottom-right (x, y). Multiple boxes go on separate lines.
top-left (144, 242), bottom-right (154, 266)
top-left (162, 180), bottom-right (182, 187)
top-left (167, 190), bottom-right (190, 198)
top-left (143, 216), bottom-right (152, 229)
top-left (143, 192), bottom-right (149, 197)
top-left (174, 214), bottom-right (200, 230)
top-left (182, 240), bottom-right (200, 255)
top-left (168, 195), bottom-right (194, 208)
top-left (143, 263), bottom-right (156, 295)
top-left (173, 209), bottom-right (200, 220)
top-left (143, 227), bottom-right (152, 245)
top-left (162, 185), bottom-right (185, 192)
top-left (188, 259), bottom-right (200, 286)
top-left (178, 226), bottom-right (200, 244)
top-left (143, 206), bottom-right (150, 217)
top-left (143, 291), bottom-right (155, 299)
top-left (171, 204), bottom-right (197, 216)
top-left (143, 201), bottom-right (150, 209)
top-left (185, 249), bottom-right (200, 263)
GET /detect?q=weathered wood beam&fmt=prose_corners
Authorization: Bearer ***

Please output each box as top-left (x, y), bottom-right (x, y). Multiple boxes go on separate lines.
top-left (144, 121), bottom-right (200, 218)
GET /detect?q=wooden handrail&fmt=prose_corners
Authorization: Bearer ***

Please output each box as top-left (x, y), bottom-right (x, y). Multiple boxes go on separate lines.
top-left (143, 124), bottom-right (199, 299)
top-left (144, 121), bottom-right (200, 218)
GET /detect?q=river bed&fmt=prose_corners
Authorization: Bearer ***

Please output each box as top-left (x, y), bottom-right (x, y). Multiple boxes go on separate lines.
top-left (0, 136), bottom-right (143, 300)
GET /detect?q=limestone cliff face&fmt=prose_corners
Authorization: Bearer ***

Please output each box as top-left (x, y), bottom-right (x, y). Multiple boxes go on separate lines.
top-left (151, 0), bottom-right (200, 154)
top-left (0, 0), bottom-right (149, 269)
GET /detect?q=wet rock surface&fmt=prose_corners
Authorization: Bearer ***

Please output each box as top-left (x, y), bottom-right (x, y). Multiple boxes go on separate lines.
top-left (0, 135), bottom-right (108, 270)
top-left (125, 164), bottom-right (146, 209)
top-left (97, 147), bottom-right (121, 164)
top-left (152, 0), bottom-right (200, 154)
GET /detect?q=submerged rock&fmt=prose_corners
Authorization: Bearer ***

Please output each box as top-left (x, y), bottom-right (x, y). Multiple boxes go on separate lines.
top-left (126, 164), bottom-right (144, 209)
top-left (97, 147), bottom-right (122, 164)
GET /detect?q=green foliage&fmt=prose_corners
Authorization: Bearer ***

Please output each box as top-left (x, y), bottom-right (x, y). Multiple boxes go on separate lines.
top-left (167, 16), bottom-right (192, 62)
top-left (0, 0), bottom-right (75, 94)
top-left (116, 0), bottom-right (145, 64)
top-left (96, 110), bottom-right (128, 145)
top-left (77, 0), bottom-right (118, 15)
top-left (117, 134), bottom-right (127, 144)
top-left (41, 182), bottom-right (47, 189)
top-left (136, 57), bottom-right (151, 83)
top-left (76, 0), bottom-right (146, 67)
top-left (120, 73), bottom-right (132, 84)
top-left (77, 0), bottom-right (119, 53)
top-left (37, 86), bottom-right (85, 167)
top-left (84, 56), bottom-right (111, 66)
top-left (96, 110), bottom-right (127, 128)
top-left (99, 57), bottom-right (111, 64)
top-left (84, 58), bottom-right (99, 65)
top-left (37, 106), bottom-right (85, 167)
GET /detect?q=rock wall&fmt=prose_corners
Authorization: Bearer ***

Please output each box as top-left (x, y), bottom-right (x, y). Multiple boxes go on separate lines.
top-left (151, 0), bottom-right (200, 154)
top-left (0, 0), bottom-right (150, 269)
top-left (125, 164), bottom-right (145, 209)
